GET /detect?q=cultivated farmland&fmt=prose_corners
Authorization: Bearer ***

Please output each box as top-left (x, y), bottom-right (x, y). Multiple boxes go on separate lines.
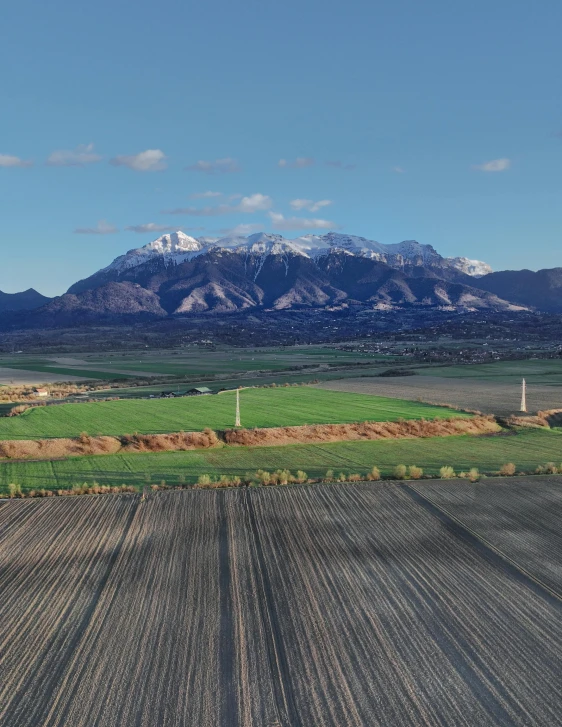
top-left (1, 484), bottom-right (562, 725)
top-left (0, 388), bottom-right (466, 441)
top-left (414, 477), bottom-right (562, 596)
top-left (318, 374), bottom-right (562, 415)
top-left (1, 428), bottom-right (561, 493)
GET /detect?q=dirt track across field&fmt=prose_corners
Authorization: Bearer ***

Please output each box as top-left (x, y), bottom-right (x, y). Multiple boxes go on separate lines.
top-left (316, 375), bottom-right (562, 415)
top-left (1, 482), bottom-right (562, 726)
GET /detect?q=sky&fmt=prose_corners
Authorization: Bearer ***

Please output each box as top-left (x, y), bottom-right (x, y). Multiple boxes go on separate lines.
top-left (1, 0), bottom-right (561, 296)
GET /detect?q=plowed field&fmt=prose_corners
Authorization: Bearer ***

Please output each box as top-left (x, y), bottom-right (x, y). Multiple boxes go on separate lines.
top-left (1, 483), bottom-right (562, 725)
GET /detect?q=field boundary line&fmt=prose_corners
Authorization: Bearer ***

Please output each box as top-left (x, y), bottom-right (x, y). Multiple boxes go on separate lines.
top-left (243, 489), bottom-right (301, 727)
top-left (403, 484), bottom-right (562, 606)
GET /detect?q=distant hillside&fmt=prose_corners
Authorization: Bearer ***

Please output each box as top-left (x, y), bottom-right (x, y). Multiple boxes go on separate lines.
top-left (0, 288), bottom-right (52, 313)
top-left (476, 268), bottom-right (562, 312)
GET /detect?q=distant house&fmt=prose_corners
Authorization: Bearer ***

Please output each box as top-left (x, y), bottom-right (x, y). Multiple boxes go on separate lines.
top-left (34, 388), bottom-right (49, 398)
top-left (187, 387), bottom-right (213, 396)
top-left (159, 391), bottom-right (177, 398)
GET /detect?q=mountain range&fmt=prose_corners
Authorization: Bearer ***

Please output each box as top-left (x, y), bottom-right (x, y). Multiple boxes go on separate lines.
top-left (2, 231), bottom-right (561, 327)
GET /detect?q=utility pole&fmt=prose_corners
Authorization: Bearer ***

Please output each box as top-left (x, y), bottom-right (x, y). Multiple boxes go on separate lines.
top-left (520, 378), bottom-right (527, 413)
top-left (235, 388), bottom-right (241, 427)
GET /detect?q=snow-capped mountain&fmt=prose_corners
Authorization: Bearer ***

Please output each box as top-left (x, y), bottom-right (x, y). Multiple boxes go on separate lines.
top-left (101, 230), bottom-right (492, 277)
top-left (104, 231), bottom-right (204, 273)
top-left (445, 257), bottom-right (493, 277)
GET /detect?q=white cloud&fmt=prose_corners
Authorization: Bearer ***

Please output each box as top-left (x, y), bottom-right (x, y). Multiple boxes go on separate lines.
top-left (189, 190), bottom-right (223, 199)
top-left (185, 158), bottom-right (240, 174)
top-left (326, 160), bottom-right (355, 170)
top-left (392, 166), bottom-right (405, 174)
top-left (219, 223), bottom-right (263, 236)
top-left (110, 149), bottom-right (167, 172)
top-left (0, 154), bottom-right (32, 168)
top-left (46, 143), bottom-right (102, 167)
top-left (163, 193), bottom-right (272, 216)
top-left (472, 158), bottom-right (511, 172)
top-left (237, 193), bottom-right (272, 213)
top-left (74, 220), bottom-right (118, 235)
top-left (289, 198), bottom-right (333, 213)
top-left (268, 211), bottom-right (336, 231)
top-left (278, 157), bottom-right (315, 169)
top-left (125, 223), bottom-right (205, 234)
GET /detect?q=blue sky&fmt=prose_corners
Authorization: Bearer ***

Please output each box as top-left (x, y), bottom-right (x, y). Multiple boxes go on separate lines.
top-left (1, 0), bottom-right (561, 295)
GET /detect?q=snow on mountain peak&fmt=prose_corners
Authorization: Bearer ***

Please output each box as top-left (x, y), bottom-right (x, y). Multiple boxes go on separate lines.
top-left (145, 230), bottom-right (201, 254)
top-left (446, 257), bottom-right (493, 277)
top-left (105, 231), bottom-right (205, 273)
top-left (102, 230), bottom-right (491, 277)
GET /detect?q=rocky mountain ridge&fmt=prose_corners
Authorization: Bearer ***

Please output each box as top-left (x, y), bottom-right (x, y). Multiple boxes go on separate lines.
top-left (3, 231), bottom-right (561, 329)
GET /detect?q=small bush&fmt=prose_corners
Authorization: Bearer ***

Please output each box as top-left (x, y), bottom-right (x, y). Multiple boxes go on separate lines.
top-left (367, 466), bottom-right (381, 481)
top-left (536, 462), bottom-right (558, 475)
top-left (499, 463), bottom-right (516, 476)
top-left (408, 465), bottom-right (423, 480)
top-left (197, 474), bottom-right (213, 487)
top-left (439, 466), bottom-right (455, 479)
top-left (468, 468), bottom-right (480, 482)
top-left (337, 472), bottom-right (347, 482)
top-left (275, 469), bottom-right (291, 485)
top-left (324, 469), bottom-right (334, 482)
top-left (256, 469), bottom-right (272, 485)
top-left (393, 464), bottom-right (407, 480)
top-left (8, 483), bottom-right (22, 498)
top-left (348, 473), bottom-right (362, 482)
top-left (295, 470), bottom-right (308, 484)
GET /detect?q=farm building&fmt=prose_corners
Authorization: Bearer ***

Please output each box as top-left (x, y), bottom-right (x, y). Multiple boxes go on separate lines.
top-left (34, 388), bottom-right (49, 397)
top-left (186, 387), bottom-right (213, 396)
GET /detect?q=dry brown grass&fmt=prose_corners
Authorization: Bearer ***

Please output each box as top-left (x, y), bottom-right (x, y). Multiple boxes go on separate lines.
top-left (223, 415), bottom-right (500, 447)
top-left (0, 428), bottom-right (220, 461)
top-left (505, 409), bottom-right (562, 429)
top-left (0, 416), bottom-right (500, 462)
top-left (118, 428), bottom-right (220, 452)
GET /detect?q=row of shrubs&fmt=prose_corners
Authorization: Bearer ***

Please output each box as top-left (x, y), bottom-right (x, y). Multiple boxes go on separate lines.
top-left (5, 483), bottom-right (137, 498)
top-left (4, 461), bottom-right (560, 498)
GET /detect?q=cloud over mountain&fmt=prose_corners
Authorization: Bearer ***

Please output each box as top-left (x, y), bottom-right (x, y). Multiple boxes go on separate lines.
top-left (74, 220), bottom-right (118, 235)
top-left (472, 158), bottom-right (511, 172)
top-left (185, 158), bottom-right (240, 174)
top-left (110, 149), bottom-right (167, 172)
top-left (0, 154), bottom-right (32, 168)
top-left (46, 143), bottom-right (102, 166)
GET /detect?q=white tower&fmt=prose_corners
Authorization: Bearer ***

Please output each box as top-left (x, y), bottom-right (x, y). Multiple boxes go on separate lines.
top-left (520, 378), bottom-right (527, 413)
top-left (235, 388), bottom-right (241, 427)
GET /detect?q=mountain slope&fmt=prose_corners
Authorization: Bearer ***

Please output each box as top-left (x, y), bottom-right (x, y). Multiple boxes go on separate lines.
top-left (10, 282), bottom-right (167, 328)
top-left (68, 231), bottom-right (492, 296)
top-left (476, 268), bottom-right (562, 312)
top-left (0, 288), bottom-right (52, 312)
top-left (3, 231), bottom-right (532, 329)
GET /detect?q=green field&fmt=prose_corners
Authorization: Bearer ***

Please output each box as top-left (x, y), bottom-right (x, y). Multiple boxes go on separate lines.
top-left (0, 388), bottom-right (463, 441)
top-left (1, 429), bottom-right (561, 492)
top-left (0, 345), bottom-right (397, 383)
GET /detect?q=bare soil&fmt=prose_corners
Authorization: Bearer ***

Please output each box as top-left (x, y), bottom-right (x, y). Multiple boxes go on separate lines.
top-left (317, 375), bottom-right (562, 415)
top-left (0, 368), bottom-right (87, 385)
top-left (1, 484), bottom-right (562, 725)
